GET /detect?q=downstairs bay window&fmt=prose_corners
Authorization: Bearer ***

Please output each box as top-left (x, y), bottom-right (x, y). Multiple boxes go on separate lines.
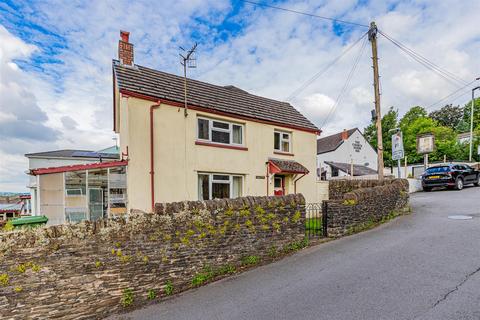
top-left (198, 173), bottom-right (243, 200)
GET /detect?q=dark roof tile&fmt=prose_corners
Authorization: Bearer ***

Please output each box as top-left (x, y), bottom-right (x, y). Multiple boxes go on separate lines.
top-left (113, 61), bottom-right (319, 132)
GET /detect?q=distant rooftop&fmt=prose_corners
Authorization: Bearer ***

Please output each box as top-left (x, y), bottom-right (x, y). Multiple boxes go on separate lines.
top-left (317, 128), bottom-right (358, 154)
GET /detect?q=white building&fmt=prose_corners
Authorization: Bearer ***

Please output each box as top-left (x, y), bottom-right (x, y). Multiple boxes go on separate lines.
top-left (25, 147), bottom-right (119, 218)
top-left (317, 128), bottom-right (378, 180)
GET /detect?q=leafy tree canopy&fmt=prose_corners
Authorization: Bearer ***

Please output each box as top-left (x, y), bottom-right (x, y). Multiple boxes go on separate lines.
top-left (399, 106), bottom-right (427, 132)
top-left (429, 104), bottom-right (464, 130)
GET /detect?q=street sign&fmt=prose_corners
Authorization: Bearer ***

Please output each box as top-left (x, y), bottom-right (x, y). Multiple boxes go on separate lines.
top-left (417, 133), bottom-right (435, 154)
top-left (392, 131), bottom-right (404, 161)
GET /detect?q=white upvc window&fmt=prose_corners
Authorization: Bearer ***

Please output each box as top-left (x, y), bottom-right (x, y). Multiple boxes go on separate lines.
top-left (197, 117), bottom-right (244, 146)
top-left (198, 173), bottom-right (243, 200)
top-left (274, 130), bottom-right (291, 153)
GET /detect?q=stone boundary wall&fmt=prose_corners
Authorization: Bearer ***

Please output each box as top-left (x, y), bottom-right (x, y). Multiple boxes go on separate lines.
top-left (328, 178), bottom-right (398, 200)
top-left (0, 194), bottom-right (305, 320)
top-left (325, 179), bottom-right (409, 237)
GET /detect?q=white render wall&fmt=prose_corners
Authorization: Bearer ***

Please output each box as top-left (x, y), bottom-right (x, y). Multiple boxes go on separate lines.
top-left (317, 129), bottom-right (378, 179)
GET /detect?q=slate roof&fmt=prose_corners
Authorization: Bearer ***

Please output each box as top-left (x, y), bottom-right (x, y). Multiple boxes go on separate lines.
top-left (113, 61), bottom-right (319, 132)
top-left (325, 161), bottom-right (377, 176)
top-left (25, 150), bottom-right (119, 159)
top-left (269, 158), bottom-right (309, 174)
top-left (317, 128), bottom-right (358, 154)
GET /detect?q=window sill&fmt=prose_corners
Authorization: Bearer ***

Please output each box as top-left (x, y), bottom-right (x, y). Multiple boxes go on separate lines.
top-left (274, 151), bottom-right (294, 156)
top-left (195, 141), bottom-right (248, 151)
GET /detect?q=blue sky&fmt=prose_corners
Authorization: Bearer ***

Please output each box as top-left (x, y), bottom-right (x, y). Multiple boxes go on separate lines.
top-left (1, 0), bottom-right (480, 191)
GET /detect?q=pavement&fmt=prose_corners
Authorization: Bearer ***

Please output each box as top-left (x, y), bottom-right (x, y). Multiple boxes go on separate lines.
top-left (109, 186), bottom-right (480, 320)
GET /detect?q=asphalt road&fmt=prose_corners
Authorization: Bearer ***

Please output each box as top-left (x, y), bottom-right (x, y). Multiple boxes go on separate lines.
top-left (110, 186), bottom-right (480, 320)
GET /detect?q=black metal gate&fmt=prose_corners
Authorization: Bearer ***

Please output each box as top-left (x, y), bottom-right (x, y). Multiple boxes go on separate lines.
top-left (305, 203), bottom-right (327, 238)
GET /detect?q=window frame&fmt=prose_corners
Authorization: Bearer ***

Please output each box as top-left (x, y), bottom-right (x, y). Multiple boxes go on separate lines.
top-left (197, 116), bottom-right (244, 146)
top-left (274, 130), bottom-right (292, 153)
top-left (198, 173), bottom-right (244, 200)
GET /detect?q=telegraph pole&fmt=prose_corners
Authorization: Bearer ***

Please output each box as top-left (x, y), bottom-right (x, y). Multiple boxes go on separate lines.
top-left (369, 21), bottom-right (384, 181)
top-left (470, 80), bottom-right (480, 162)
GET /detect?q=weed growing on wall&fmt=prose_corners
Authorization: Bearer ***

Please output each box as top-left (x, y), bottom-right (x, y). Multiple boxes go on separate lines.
top-left (147, 289), bottom-right (156, 300)
top-left (0, 273), bottom-right (9, 286)
top-left (283, 238), bottom-right (309, 253)
top-left (164, 281), bottom-right (174, 296)
top-left (241, 255), bottom-right (260, 266)
top-left (121, 288), bottom-right (134, 307)
top-left (191, 264), bottom-right (237, 287)
top-left (343, 199), bottom-right (357, 206)
top-left (3, 220), bottom-right (14, 232)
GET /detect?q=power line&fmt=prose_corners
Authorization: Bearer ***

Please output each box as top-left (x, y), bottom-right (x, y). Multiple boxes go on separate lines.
top-left (285, 31), bottom-right (368, 101)
top-left (425, 80), bottom-right (476, 110)
top-left (321, 35), bottom-right (368, 128)
top-left (379, 30), bottom-right (467, 86)
top-left (379, 31), bottom-right (468, 87)
top-left (241, 0), bottom-right (369, 28)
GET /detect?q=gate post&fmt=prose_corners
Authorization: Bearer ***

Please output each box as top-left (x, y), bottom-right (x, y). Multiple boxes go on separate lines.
top-left (322, 201), bottom-right (328, 237)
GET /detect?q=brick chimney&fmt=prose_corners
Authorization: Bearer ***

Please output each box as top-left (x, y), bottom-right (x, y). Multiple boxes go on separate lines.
top-left (118, 30), bottom-right (133, 66)
top-left (341, 129), bottom-right (348, 141)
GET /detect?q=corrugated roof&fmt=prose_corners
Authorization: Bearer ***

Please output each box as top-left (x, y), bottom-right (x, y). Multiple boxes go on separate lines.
top-left (113, 61), bottom-right (320, 132)
top-left (317, 128), bottom-right (358, 154)
top-left (25, 149), bottom-right (119, 159)
top-left (325, 161), bottom-right (377, 176)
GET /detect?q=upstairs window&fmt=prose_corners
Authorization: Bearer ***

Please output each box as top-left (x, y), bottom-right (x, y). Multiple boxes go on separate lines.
top-left (197, 117), bottom-right (243, 145)
top-left (274, 130), bottom-right (291, 153)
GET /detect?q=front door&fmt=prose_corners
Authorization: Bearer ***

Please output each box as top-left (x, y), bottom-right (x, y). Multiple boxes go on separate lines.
top-left (274, 175), bottom-right (285, 196)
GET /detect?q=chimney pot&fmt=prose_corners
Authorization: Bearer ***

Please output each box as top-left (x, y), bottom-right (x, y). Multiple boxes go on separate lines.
top-left (120, 30), bottom-right (130, 42)
top-left (341, 129), bottom-right (348, 141)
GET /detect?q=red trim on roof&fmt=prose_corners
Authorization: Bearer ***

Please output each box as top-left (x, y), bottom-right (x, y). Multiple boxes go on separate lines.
top-left (31, 160), bottom-right (128, 175)
top-left (119, 89), bottom-right (321, 135)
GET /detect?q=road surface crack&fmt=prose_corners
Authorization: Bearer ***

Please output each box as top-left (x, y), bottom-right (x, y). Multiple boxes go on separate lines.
top-left (432, 265), bottom-right (480, 308)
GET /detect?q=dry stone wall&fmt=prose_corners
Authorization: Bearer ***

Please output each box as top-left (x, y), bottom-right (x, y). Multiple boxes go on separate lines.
top-left (0, 194), bottom-right (305, 320)
top-left (325, 179), bottom-right (409, 237)
top-left (328, 178), bottom-right (398, 200)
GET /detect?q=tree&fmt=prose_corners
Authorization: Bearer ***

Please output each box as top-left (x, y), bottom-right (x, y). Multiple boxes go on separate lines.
top-left (429, 104), bottom-right (464, 131)
top-left (399, 106), bottom-right (427, 132)
top-left (364, 107), bottom-right (398, 167)
top-left (462, 97), bottom-right (480, 133)
top-left (402, 117), bottom-right (462, 163)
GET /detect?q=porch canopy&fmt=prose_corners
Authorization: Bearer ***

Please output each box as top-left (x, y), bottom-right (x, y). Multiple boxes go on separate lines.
top-left (268, 158), bottom-right (309, 175)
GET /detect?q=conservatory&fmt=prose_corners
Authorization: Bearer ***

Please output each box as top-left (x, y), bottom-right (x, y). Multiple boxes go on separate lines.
top-left (30, 161), bottom-right (128, 225)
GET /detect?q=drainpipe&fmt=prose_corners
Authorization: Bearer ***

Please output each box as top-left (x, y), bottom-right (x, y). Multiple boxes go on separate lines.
top-left (294, 173), bottom-right (307, 193)
top-left (266, 162), bottom-right (269, 196)
top-left (150, 101), bottom-right (161, 212)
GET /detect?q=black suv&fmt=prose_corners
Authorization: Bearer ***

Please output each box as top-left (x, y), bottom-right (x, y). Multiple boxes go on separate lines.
top-left (422, 164), bottom-right (480, 191)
